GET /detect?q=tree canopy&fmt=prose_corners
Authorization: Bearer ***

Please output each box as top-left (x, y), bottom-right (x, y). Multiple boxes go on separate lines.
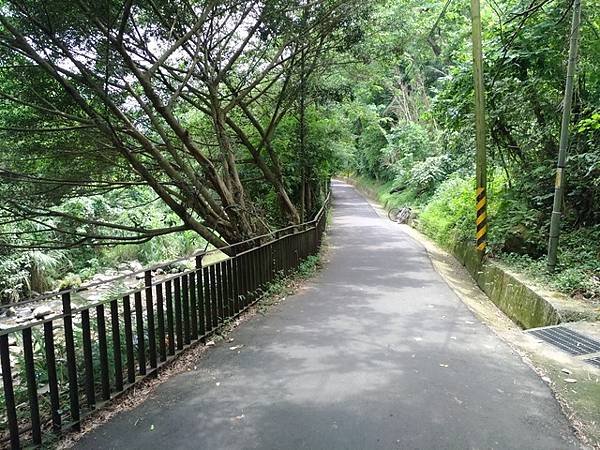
top-left (1, 0), bottom-right (599, 301)
top-left (0, 0), bottom-right (366, 252)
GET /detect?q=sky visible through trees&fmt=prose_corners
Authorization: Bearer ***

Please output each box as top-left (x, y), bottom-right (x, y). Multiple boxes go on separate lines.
top-left (0, 0), bottom-right (598, 302)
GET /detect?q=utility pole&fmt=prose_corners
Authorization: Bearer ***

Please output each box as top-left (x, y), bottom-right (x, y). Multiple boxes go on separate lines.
top-left (471, 0), bottom-right (487, 253)
top-left (547, 0), bottom-right (582, 271)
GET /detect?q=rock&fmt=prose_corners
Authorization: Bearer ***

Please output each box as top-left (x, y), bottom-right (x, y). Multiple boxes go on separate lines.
top-left (92, 274), bottom-right (113, 283)
top-left (16, 316), bottom-right (34, 324)
top-left (130, 261), bottom-right (143, 272)
top-left (155, 268), bottom-right (165, 275)
top-left (4, 307), bottom-right (16, 317)
top-left (33, 305), bottom-right (54, 319)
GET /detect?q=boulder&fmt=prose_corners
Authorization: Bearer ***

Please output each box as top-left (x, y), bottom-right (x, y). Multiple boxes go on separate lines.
top-left (16, 316), bottom-right (34, 324)
top-left (130, 260), bottom-right (143, 272)
top-left (33, 305), bottom-right (54, 319)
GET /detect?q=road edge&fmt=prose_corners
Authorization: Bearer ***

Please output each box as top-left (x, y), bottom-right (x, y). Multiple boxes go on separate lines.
top-left (337, 178), bottom-right (600, 449)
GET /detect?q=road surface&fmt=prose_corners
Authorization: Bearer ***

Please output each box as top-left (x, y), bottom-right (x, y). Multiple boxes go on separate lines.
top-left (76, 181), bottom-right (579, 449)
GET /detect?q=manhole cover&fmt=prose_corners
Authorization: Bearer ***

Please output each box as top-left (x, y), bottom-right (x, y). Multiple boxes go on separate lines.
top-left (527, 326), bottom-right (600, 356)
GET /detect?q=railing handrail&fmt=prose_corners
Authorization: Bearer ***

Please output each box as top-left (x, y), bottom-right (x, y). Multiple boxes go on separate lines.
top-left (0, 191), bottom-right (330, 311)
top-left (0, 187), bottom-right (331, 448)
top-left (0, 223), bottom-right (323, 337)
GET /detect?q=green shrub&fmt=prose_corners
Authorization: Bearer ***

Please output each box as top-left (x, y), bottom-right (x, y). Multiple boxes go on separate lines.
top-left (418, 175), bottom-right (474, 246)
top-left (59, 273), bottom-right (82, 290)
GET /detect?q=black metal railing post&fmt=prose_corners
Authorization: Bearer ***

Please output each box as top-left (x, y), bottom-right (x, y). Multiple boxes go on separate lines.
top-left (43, 320), bottom-right (61, 433)
top-left (0, 333), bottom-right (19, 448)
top-left (203, 266), bottom-right (212, 333)
top-left (189, 272), bottom-right (198, 340)
top-left (182, 274), bottom-right (191, 345)
top-left (22, 326), bottom-right (42, 445)
top-left (174, 277), bottom-right (183, 350)
top-left (134, 292), bottom-right (146, 375)
top-left (110, 299), bottom-right (124, 391)
top-left (155, 285), bottom-right (167, 363)
top-left (165, 281), bottom-right (175, 356)
top-left (62, 292), bottom-right (80, 431)
top-left (123, 294), bottom-right (135, 383)
top-left (81, 308), bottom-right (96, 408)
top-left (0, 190), bottom-right (330, 448)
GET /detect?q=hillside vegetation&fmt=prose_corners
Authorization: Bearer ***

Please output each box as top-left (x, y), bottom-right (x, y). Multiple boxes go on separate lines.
top-left (326, 0), bottom-right (600, 301)
top-left (0, 0), bottom-right (598, 302)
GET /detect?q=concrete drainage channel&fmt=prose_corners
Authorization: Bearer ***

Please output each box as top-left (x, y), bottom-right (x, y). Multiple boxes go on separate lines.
top-left (449, 241), bottom-right (600, 370)
top-left (527, 325), bottom-right (600, 368)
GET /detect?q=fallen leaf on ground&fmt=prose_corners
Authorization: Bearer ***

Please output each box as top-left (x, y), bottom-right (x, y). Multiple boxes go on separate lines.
top-left (206, 340), bottom-right (215, 347)
top-left (231, 414), bottom-right (245, 421)
top-left (439, 364), bottom-right (449, 368)
top-left (229, 345), bottom-right (244, 350)
top-left (541, 376), bottom-right (551, 383)
top-left (215, 382), bottom-right (221, 386)
top-left (150, 424), bottom-right (155, 431)
top-left (561, 368), bottom-right (572, 375)
top-left (564, 378), bottom-right (577, 383)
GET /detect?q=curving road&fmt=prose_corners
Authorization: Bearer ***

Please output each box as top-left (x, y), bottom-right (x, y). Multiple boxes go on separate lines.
top-left (76, 181), bottom-right (579, 450)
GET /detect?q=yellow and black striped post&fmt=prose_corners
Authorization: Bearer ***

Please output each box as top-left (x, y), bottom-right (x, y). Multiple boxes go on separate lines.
top-left (472, 0), bottom-right (487, 254)
top-left (476, 187), bottom-right (487, 252)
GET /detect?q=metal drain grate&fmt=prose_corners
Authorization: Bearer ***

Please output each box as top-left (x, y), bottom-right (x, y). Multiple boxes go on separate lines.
top-left (527, 326), bottom-right (600, 356)
top-left (585, 357), bottom-right (600, 368)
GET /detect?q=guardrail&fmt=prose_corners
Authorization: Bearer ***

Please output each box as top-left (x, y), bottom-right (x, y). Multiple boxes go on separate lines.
top-left (0, 193), bottom-right (329, 448)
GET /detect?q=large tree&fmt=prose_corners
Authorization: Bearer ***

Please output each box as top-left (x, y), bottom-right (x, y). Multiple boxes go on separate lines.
top-left (0, 0), bottom-right (363, 252)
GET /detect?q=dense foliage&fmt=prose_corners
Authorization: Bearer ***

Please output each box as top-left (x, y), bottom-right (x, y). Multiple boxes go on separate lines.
top-left (0, 0), bottom-right (598, 302)
top-left (0, 0), bottom-right (367, 301)
top-left (324, 0), bottom-right (599, 299)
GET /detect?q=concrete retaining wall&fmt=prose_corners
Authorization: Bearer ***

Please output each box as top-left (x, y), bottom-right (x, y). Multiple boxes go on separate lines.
top-left (451, 242), bottom-right (561, 329)
top-left (340, 176), bottom-right (599, 330)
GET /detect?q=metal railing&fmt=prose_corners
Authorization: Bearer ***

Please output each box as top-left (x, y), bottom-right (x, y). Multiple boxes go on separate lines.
top-left (0, 194), bottom-right (329, 448)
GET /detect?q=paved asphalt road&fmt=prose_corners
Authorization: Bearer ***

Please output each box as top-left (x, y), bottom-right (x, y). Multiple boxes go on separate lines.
top-left (76, 181), bottom-right (579, 450)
